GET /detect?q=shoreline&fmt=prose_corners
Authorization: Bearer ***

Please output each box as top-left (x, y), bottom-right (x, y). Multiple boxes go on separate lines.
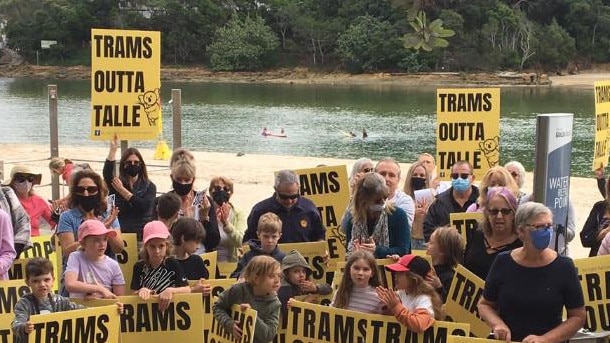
top-left (0, 142), bottom-right (601, 260)
top-left (2, 64), bottom-right (610, 88)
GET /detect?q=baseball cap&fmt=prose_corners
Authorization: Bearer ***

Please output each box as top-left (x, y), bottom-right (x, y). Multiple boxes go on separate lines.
top-left (385, 254), bottom-right (431, 278)
top-left (78, 219), bottom-right (118, 242)
top-left (3, 165), bottom-right (42, 186)
top-left (143, 221), bottom-right (170, 245)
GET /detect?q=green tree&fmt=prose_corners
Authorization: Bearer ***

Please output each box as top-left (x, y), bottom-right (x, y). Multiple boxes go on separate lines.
top-left (336, 15), bottom-right (405, 73)
top-left (534, 18), bottom-right (576, 71)
top-left (208, 15), bottom-right (280, 71)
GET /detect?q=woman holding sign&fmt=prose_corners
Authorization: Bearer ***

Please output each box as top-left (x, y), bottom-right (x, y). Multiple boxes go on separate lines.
top-left (344, 172), bottom-right (410, 258)
top-left (103, 135), bottom-right (157, 243)
top-left (478, 202), bottom-right (585, 343)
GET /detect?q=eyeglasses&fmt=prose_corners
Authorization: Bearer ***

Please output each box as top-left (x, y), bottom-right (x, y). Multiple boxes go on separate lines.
top-left (213, 186), bottom-right (231, 193)
top-left (510, 172), bottom-right (519, 178)
top-left (525, 224), bottom-right (553, 231)
top-left (362, 168), bottom-right (374, 173)
top-left (14, 175), bottom-right (35, 183)
top-left (74, 186), bottom-right (99, 195)
top-left (125, 160), bottom-right (141, 166)
top-left (277, 192), bottom-right (300, 200)
top-left (451, 173), bottom-right (470, 180)
top-left (488, 208), bottom-right (513, 216)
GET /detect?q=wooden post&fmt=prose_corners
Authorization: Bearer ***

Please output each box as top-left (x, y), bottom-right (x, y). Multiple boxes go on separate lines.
top-left (172, 89), bottom-right (182, 150)
top-left (49, 85), bottom-right (60, 200)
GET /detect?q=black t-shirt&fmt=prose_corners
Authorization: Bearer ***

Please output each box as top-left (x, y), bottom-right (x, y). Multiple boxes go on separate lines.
top-left (464, 230), bottom-right (522, 280)
top-left (483, 252), bottom-right (584, 342)
top-left (131, 257), bottom-right (189, 293)
top-left (177, 254), bottom-right (209, 280)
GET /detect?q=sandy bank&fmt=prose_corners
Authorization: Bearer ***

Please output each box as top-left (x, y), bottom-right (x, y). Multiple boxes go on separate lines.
top-left (0, 143), bottom-right (600, 259)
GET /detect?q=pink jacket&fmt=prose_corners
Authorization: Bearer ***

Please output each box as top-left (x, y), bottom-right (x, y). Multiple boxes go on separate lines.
top-left (0, 209), bottom-right (16, 279)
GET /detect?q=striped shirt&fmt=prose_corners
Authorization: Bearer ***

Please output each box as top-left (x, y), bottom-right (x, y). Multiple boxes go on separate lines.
top-left (342, 286), bottom-right (386, 314)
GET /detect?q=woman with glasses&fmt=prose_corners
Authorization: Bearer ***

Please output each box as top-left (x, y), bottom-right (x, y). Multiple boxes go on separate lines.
top-left (344, 172), bottom-right (410, 258)
top-left (56, 169), bottom-right (123, 295)
top-left (403, 161), bottom-right (432, 250)
top-left (464, 187), bottom-right (522, 279)
top-left (348, 158), bottom-right (374, 195)
top-left (466, 166), bottom-right (519, 213)
top-left (103, 135), bottom-right (157, 243)
top-left (478, 202), bottom-right (585, 343)
top-left (5, 165), bottom-right (54, 237)
top-left (208, 176), bottom-right (245, 262)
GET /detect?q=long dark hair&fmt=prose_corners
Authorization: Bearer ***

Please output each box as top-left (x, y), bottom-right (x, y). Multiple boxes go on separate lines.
top-left (119, 147), bottom-right (149, 181)
top-left (333, 251), bottom-right (381, 309)
top-left (67, 169), bottom-right (108, 216)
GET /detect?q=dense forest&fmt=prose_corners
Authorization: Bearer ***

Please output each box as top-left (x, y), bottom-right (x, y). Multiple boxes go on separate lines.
top-left (0, 0), bottom-right (608, 73)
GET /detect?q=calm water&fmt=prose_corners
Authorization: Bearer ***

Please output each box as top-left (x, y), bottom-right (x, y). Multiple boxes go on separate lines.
top-left (0, 77), bottom-right (597, 177)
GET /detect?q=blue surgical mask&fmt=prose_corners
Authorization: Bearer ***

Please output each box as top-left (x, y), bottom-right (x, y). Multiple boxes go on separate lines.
top-left (451, 178), bottom-right (471, 192)
top-left (530, 227), bottom-right (552, 250)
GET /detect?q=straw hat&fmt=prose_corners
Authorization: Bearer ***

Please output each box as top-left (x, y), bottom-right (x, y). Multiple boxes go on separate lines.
top-left (3, 165), bottom-right (42, 186)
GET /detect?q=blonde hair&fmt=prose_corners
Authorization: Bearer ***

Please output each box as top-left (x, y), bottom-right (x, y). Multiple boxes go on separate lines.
top-left (171, 153), bottom-right (196, 180)
top-left (402, 271), bottom-right (444, 320)
top-left (258, 212), bottom-right (282, 234)
top-left (139, 238), bottom-right (173, 262)
top-left (242, 255), bottom-right (280, 285)
top-left (333, 251), bottom-right (381, 309)
top-left (351, 172), bottom-right (392, 224)
top-left (431, 226), bottom-right (464, 267)
top-left (476, 166), bottom-right (519, 208)
top-left (170, 148), bottom-right (194, 167)
top-left (403, 161), bottom-right (430, 197)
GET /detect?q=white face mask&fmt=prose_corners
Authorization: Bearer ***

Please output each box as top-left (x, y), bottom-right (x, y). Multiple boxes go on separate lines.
top-left (13, 181), bottom-right (32, 195)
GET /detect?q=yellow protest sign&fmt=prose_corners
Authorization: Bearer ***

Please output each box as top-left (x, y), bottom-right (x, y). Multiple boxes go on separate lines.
top-left (76, 294), bottom-right (204, 342)
top-left (90, 29), bottom-right (161, 140)
top-left (216, 262), bottom-right (237, 279)
top-left (335, 258), bottom-right (397, 290)
top-left (593, 81), bottom-right (610, 170)
top-left (449, 212), bottom-right (483, 247)
top-left (293, 165), bottom-right (350, 268)
top-left (115, 233), bottom-right (138, 288)
top-left (14, 235), bottom-right (61, 291)
top-left (436, 88), bottom-right (501, 180)
top-left (444, 265), bottom-right (489, 338)
top-left (0, 279), bottom-right (29, 342)
top-left (28, 305), bottom-right (120, 343)
top-left (209, 304), bottom-right (257, 343)
top-left (448, 335), bottom-right (499, 343)
top-left (286, 300), bottom-right (470, 343)
top-left (201, 251), bottom-right (218, 279)
top-left (201, 279), bottom-right (237, 342)
top-left (574, 255), bottom-right (610, 332)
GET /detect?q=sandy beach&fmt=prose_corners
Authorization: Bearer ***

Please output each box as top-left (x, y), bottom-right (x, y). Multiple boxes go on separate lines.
top-left (0, 142), bottom-right (602, 259)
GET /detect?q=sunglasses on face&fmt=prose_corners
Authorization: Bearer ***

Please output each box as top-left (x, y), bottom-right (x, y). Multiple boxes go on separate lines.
top-left (525, 224), bottom-right (553, 231)
top-left (277, 193), bottom-right (300, 200)
top-left (488, 208), bottom-right (513, 216)
top-left (510, 172), bottom-right (519, 178)
top-left (362, 168), bottom-right (374, 173)
top-left (125, 160), bottom-right (141, 166)
top-left (15, 175), bottom-right (35, 183)
top-left (451, 173), bottom-right (470, 179)
top-left (74, 186), bottom-right (99, 195)
top-left (213, 186), bottom-right (231, 193)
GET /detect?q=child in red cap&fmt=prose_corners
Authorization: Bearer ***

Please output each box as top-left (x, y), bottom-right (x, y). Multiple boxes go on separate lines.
top-left (376, 254), bottom-right (442, 333)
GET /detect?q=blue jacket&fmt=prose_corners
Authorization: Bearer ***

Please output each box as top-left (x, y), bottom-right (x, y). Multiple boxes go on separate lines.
top-left (230, 239), bottom-right (286, 278)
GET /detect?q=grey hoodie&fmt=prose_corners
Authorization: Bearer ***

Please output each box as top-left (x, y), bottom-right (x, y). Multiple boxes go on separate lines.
top-left (213, 282), bottom-right (281, 343)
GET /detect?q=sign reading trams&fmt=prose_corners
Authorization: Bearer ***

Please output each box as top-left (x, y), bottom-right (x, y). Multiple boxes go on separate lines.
top-left (90, 29), bottom-right (161, 140)
top-left (436, 89), bottom-right (501, 181)
top-left (593, 81), bottom-right (610, 170)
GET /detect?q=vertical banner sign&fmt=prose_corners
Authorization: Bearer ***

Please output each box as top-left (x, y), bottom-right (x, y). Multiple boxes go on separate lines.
top-left (533, 114), bottom-right (573, 255)
top-left (293, 165), bottom-right (350, 270)
top-left (116, 233), bottom-right (138, 288)
top-left (28, 305), bottom-right (120, 343)
top-left (91, 29), bottom-right (161, 140)
top-left (449, 212), bottom-right (483, 248)
top-left (209, 304), bottom-right (258, 343)
top-left (593, 81), bottom-right (610, 170)
top-left (436, 88), bottom-right (501, 181)
top-left (574, 255), bottom-right (610, 332)
top-left (200, 279), bottom-right (238, 343)
top-left (0, 279), bottom-right (29, 343)
top-left (444, 265), bottom-right (489, 338)
top-left (286, 300), bottom-right (470, 343)
top-left (10, 235), bottom-right (60, 291)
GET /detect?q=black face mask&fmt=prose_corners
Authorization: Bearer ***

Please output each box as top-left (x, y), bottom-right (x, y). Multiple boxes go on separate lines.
top-left (172, 180), bottom-right (193, 196)
top-left (76, 194), bottom-right (100, 212)
top-left (410, 177), bottom-right (427, 191)
top-left (124, 164), bottom-right (142, 177)
top-left (212, 189), bottom-right (230, 206)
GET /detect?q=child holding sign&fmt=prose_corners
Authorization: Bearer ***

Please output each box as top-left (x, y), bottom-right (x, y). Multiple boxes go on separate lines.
top-left (376, 254), bottom-right (442, 333)
top-left (131, 221), bottom-right (190, 311)
top-left (12, 257), bottom-right (123, 343)
top-left (213, 255), bottom-right (281, 343)
top-left (277, 250), bottom-right (332, 319)
top-left (64, 220), bottom-right (125, 298)
top-left (331, 250), bottom-right (386, 314)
